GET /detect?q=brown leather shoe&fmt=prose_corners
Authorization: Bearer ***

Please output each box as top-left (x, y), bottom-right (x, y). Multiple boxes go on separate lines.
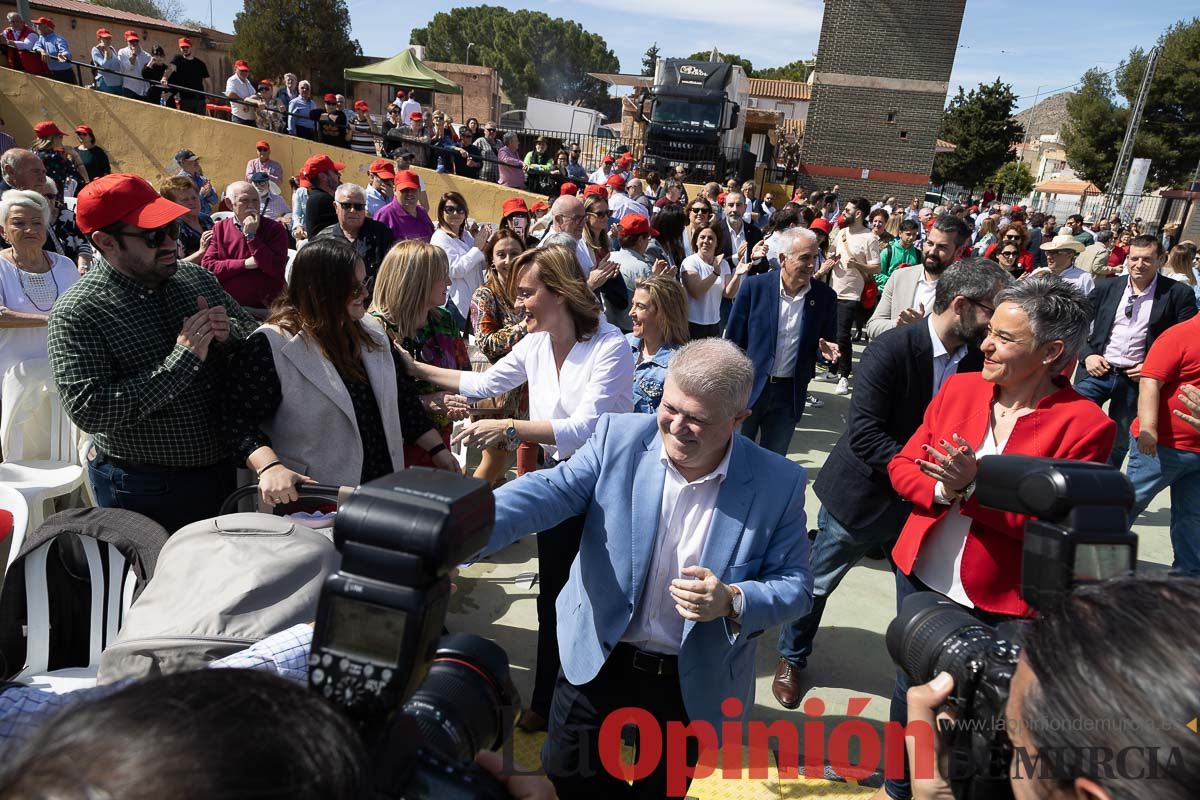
top-left (516, 709), bottom-right (548, 733)
top-left (772, 657), bottom-right (804, 709)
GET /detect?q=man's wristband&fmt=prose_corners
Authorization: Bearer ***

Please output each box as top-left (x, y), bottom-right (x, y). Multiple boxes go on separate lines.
top-left (427, 442), bottom-right (448, 457)
top-left (255, 460), bottom-right (283, 478)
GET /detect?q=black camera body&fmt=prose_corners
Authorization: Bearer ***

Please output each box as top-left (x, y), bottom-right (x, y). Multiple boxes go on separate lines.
top-left (309, 468), bottom-right (516, 800)
top-left (887, 455), bottom-right (1138, 800)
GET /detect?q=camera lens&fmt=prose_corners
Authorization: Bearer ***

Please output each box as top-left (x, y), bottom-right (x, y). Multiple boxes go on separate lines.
top-left (886, 592), bottom-right (997, 687)
top-left (402, 633), bottom-right (516, 762)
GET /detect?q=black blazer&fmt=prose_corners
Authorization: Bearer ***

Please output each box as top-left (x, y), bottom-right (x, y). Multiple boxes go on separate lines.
top-left (1074, 275), bottom-right (1197, 381)
top-left (813, 319), bottom-right (983, 531)
top-left (720, 219), bottom-right (763, 263)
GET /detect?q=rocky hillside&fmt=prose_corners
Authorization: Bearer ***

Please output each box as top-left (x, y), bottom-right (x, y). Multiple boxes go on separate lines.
top-left (1015, 92), bottom-right (1073, 141)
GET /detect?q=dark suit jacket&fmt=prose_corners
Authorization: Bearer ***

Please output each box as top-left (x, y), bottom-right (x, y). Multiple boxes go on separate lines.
top-left (725, 271), bottom-right (837, 419)
top-left (1074, 275), bottom-right (1197, 382)
top-left (720, 219), bottom-right (763, 263)
top-left (813, 320), bottom-right (983, 530)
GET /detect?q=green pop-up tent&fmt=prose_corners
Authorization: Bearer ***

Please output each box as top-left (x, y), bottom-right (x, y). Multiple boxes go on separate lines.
top-left (344, 49), bottom-right (462, 94)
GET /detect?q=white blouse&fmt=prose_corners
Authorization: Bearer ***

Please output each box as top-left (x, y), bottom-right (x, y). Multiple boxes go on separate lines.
top-left (431, 228), bottom-right (486, 316)
top-left (0, 252), bottom-right (80, 389)
top-left (458, 318), bottom-right (635, 460)
top-left (680, 253), bottom-right (731, 325)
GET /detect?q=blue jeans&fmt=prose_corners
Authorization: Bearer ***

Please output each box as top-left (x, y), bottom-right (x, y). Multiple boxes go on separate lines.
top-left (1126, 437), bottom-right (1200, 576)
top-left (88, 453), bottom-right (237, 535)
top-left (1073, 369), bottom-right (1139, 467)
top-left (741, 379), bottom-right (801, 456)
top-left (777, 503), bottom-right (908, 666)
top-left (884, 569), bottom-right (1016, 800)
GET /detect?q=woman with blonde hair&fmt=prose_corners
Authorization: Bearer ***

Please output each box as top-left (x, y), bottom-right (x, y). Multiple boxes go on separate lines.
top-left (402, 243), bottom-right (634, 733)
top-left (369, 240), bottom-right (472, 468)
top-left (581, 191), bottom-right (611, 263)
top-left (627, 274), bottom-right (689, 413)
top-left (1161, 241), bottom-right (1200, 308)
top-left (31, 121), bottom-right (89, 198)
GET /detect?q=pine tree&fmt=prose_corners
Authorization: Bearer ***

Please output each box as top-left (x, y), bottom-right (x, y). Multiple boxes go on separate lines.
top-left (641, 43), bottom-right (660, 77)
top-left (232, 0), bottom-right (361, 93)
top-left (932, 78), bottom-right (1024, 191)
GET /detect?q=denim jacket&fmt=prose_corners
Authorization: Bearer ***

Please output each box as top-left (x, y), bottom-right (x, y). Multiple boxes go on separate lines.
top-left (627, 335), bottom-right (679, 414)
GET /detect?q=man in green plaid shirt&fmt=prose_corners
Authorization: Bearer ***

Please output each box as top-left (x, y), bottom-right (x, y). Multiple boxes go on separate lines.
top-left (48, 174), bottom-right (259, 533)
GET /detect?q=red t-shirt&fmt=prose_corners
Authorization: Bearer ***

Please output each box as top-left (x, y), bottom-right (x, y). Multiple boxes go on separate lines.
top-left (1131, 314), bottom-right (1200, 453)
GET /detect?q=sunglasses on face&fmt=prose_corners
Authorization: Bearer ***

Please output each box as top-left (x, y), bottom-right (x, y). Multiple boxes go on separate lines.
top-left (115, 221), bottom-right (180, 248)
top-left (999, 250), bottom-right (1019, 257)
top-left (1004, 235), bottom-right (1020, 240)
top-left (690, 207), bottom-right (710, 215)
top-left (443, 205), bottom-right (465, 214)
top-left (337, 202), bottom-right (366, 212)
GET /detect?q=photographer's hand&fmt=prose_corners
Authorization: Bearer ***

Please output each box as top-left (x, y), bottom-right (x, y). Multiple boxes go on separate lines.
top-left (906, 672), bottom-right (957, 800)
top-left (1174, 384), bottom-right (1200, 433)
top-left (474, 750), bottom-right (558, 800)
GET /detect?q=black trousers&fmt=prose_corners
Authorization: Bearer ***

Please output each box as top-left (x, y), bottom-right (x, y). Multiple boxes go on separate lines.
top-left (834, 299), bottom-right (860, 377)
top-left (543, 646), bottom-right (700, 800)
top-left (532, 513), bottom-right (585, 716)
top-left (179, 94), bottom-right (207, 115)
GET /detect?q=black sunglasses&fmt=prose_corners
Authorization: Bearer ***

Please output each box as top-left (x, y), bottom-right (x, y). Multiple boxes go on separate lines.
top-left (690, 207), bottom-right (711, 215)
top-left (114, 221), bottom-right (180, 248)
top-left (999, 250), bottom-right (1019, 257)
top-left (1124, 295), bottom-right (1136, 319)
top-left (443, 205), bottom-right (465, 214)
top-left (337, 202), bottom-right (366, 212)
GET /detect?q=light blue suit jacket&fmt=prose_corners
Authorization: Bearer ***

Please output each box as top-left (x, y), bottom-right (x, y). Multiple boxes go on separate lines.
top-left (488, 413), bottom-right (812, 730)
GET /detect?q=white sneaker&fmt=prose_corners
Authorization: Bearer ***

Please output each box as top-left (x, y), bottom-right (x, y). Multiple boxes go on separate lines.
top-left (820, 371), bottom-right (839, 383)
top-left (835, 377), bottom-right (851, 395)
top-left (806, 393), bottom-right (825, 408)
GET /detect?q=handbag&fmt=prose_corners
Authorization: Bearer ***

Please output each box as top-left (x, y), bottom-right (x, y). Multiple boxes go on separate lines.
top-left (861, 279), bottom-right (880, 310)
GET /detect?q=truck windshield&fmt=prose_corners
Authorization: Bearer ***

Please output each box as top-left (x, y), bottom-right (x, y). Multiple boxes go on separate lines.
top-left (651, 100), bottom-right (721, 130)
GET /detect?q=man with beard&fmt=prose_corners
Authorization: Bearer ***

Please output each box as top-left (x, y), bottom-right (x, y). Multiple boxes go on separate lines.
top-left (47, 174), bottom-right (258, 533)
top-left (771, 258), bottom-right (1011, 707)
top-left (865, 213), bottom-right (972, 339)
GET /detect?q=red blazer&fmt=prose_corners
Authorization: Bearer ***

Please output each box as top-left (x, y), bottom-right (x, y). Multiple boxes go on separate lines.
top-left (887, 373), bottom-right (1116, 617)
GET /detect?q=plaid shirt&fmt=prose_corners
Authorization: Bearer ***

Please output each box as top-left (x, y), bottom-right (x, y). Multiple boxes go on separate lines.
top-left (47, 256), bottom-right (258, 468)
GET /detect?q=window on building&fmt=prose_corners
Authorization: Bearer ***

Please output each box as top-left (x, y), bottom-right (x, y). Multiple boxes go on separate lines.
top-left (886, 111), bottom-right (896, 123)
top-left (900, 130), bottom-right (908, 140)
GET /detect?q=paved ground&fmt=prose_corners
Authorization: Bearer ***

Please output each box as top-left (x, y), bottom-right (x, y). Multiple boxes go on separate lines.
top-left (448, 344), bottom-right (1174, 799)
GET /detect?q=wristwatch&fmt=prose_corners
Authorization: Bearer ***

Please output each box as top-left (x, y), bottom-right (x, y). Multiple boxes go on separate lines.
top-left (503, 419), bottom-right (519, 451)
top-left (727, 584), bottom-right (744, 621)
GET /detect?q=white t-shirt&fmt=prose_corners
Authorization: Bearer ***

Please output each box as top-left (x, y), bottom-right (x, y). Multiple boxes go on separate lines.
top-left (225, 74), bottom-right (257, 120)
top-left (0, 252), bottom-right (80, 390)
top-left (430, 228), bottom-right (485, 316)
top-left (680, 253), bottom-right (730, 326)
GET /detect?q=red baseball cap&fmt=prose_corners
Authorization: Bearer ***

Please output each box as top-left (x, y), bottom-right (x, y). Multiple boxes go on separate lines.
top-left (501, 198), bottom-right (530, 218)
top-left (75, 173), bottom-right (188, 235)
top-left (808, 218), bottom-right (832, 235)
top-left (618, 215), bottom-right (658, 238)
top-left (531, 200), bottom-right (549, 214)
top-left (323, 93), bottom-right (338, 103)
top-left (395, 170), bottom-right (420, 191)
top-left (33, 121), bottom-right (68, 138)
top-left (96, 28), bottom-right (112, 37)
top-left (353, 100), bottom-right (369, 111)
top-left (75, 125), bottom-right (94, 137)
top-left (617, 153), bottom-right (633, 165)
top-left (178, 37), bottom-right (192, 47)
top-left (605, 173), bottom-right (626, 190)
top-left (255, 140), bottom-right (270, 150)
top-left (235, 59), bottom-right (250, 71)
top-left (32, 17), bottom-right (54, 29)
top-left (409, 111), bottom-right (423, 121)
top-left (559, 182), bottom-right (579, 196)
top-left (602, 154), bottom-right (615, 164)
top-left (369, 159), bottom-right (396, 179)
top-left (300, 154), bottom-right (345, 180)
top-left (582, 185), bottom-right (607, 199)
top-left (123, 30), bottom-right (139, 41)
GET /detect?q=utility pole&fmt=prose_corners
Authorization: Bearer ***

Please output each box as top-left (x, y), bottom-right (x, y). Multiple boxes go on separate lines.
top-left (16, 0), bottom-right (30, 23)
top-left (1102, 47), bottom-right (1160, 218)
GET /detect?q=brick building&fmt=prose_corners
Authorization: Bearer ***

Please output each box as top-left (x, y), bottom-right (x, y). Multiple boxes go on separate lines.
top-left (0, 0), bottom-right (234, 90)
top-left (348, 59), bottom-right (502, 122)
top-left (797, 0), bottom-right (967, 201)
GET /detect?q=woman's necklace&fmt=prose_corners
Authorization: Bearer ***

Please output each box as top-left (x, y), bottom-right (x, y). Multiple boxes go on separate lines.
top-left (10, 250), bottom-right (60, 312)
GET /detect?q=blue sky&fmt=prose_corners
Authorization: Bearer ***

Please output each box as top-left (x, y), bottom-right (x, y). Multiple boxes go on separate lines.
top-left (182, 0), bottom-right (1195, 111)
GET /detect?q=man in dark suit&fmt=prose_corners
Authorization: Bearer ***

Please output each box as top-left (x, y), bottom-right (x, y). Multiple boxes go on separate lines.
top-left (719, 190), bottom-right (764, 263)
top-left (770, 258), bottom-right (1013, 708)
top-left (1074, 234), bottom-right (1197, 467)
top-left (725, 227), bottom-right (839, 456)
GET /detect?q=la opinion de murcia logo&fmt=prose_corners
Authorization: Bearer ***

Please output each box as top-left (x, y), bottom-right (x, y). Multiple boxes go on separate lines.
top-left (679, 65), bottom-right (708, 77)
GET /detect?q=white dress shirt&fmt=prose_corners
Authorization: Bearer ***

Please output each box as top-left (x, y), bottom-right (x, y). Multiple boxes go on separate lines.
top-left (928, 315), bottom-right (967, 396)
top-left (225, 74), bottom-right (257, 120)
top-left (771, 279), bottom-right (810, 378)
top-left (623, 440), bottom-right (734, 655)
top-left (913, 274), bottom-right (938, 315)
top-left (610, 191), bottom-right (648, 220)
top-left (458, 319), bottom-right (634, 460)
top-left (431, 228), bottom-right (486, 314)
top-left (537, 232), bottom-right (595, 277)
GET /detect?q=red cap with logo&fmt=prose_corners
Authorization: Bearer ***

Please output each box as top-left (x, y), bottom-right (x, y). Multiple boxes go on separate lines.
top-left (583, 184), bottom-right (607, 199)
top-left (409, 111), bottom-right (423, 121)
top-left (602, 154), bottom-right (615, 164)
top-left (75, 173), bottom-right (189, 235)
top-left (123, 30), bottom-right (139, 41)
top-left (255, 140), bottom-right (270, 150)
top-left (618, 215), bottom-right (658, 238)
top-left (75, 125), bottom-right (94, 137)
top-left (353, 100), bottom-right (369, 111)
top-left (33, 121), bottom-right (68, 138)
top-left (605, 173), bottom-right (626, 190)
top-left (323, 93), bottom-right (338, 103)
top-left (394, 170), bottom-right (421, 191)
top-left (559, 182), bottom-right (579, 196)
top-left (808, 218), bottom-right (832, 235)
top-left (300, 154), bottom-right (346, 182)
top-left (617, 153), bottom-right (633, 166)
top-left (32, 17), bottom-right (54, 29)
top-left (368, 159), bottom-right (396, 178)
top-left (235, 59), bottom-right (250, 71)
top-left (96, 28), bottom-right (112, 37)
top-left (178, 37), bottom-right (192, 47)
top-left (501, 198), bottom-right (530, 218)
top-left (531, 200), bottom-right (549, 214)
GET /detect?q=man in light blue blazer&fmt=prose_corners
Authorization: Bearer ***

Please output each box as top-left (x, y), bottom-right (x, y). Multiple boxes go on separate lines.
top-left (484, 339), bottom-right (813, 800)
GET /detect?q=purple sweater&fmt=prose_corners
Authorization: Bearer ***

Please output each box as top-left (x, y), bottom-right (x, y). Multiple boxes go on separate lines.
top-left (375, 200), bottom-right (435, 243)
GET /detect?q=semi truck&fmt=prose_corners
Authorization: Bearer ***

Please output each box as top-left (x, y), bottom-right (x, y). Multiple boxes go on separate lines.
top-left (634, 58), bottom-right (749, 180)
top-left (501, 97), bottom-right (606, 137)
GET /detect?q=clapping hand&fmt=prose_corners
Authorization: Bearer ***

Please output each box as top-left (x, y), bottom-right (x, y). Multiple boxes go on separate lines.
top-left (651, 258), bottom-right (671, 276)
top-left (916, 434), bottom-right (978, 493)
top-left (586, 258), bottom-right (618, 291)
top-left (750, 239), bottom-right (770, 261)
top-left (1173, 385), bottom-right (1200, 433)
top-left (817, 337), bottom-right (840, 363)
top-left (669, 566), bottom-right (733, 622)
top-left (896, 305), bottom-right (926, 326)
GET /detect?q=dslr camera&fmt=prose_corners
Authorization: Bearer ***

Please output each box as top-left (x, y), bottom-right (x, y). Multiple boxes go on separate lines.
top-left (886, 455), bottom-right (1138, 800)
top-left (309, 468), bottom-right (518, 799)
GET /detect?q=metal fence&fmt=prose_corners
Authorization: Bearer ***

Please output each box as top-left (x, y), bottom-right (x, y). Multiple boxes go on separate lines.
top-left (1028, 193), bottom-right (1170, 233)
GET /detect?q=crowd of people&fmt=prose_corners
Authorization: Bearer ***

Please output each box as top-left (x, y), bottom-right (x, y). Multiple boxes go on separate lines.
top-left (3, 41), bottom-right (1200, 800)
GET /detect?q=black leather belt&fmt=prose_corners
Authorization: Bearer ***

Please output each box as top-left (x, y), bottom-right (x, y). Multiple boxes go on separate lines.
top-left (613, 643), bottom-right (678, 678)
top-left (767, 375), bottom-right (794, 384)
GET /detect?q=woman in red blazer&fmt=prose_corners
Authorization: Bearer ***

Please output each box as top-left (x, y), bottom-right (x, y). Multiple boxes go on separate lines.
top-left (888, 278), bottom-right (1117, 619)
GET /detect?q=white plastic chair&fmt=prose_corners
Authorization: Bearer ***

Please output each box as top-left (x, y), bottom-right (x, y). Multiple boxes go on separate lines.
top-left (285, 248), bottom-right (298, 284)
top-left (210, 210), bottom-right (235, 222)
top-left (0, 485), bottom-right (30, 596)
top-left (12, 535), bottom-right (135, 692)
top-left (0, 360), bottom-right (90, 531)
